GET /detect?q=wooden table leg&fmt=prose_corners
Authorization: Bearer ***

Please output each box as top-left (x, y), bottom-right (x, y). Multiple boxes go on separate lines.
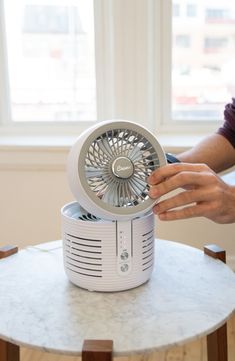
top-left (204, 244), bottom-right (228, 361)
top-left (0, 245), bottom-right (20, 361)
top-left (82, 340), bottom-right (113, 361)
top-left (0, 246), bottom-right (18, 260)
top-left (0, 339), bottom-right (19, 361)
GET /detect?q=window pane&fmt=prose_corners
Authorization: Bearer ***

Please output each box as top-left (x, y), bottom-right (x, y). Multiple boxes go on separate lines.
top-left (172, 0), bottom-right (235, 121)
top-left (4, 0), bottom-right (96, 122)
top-left (187, 4), bottom-right (197, 17)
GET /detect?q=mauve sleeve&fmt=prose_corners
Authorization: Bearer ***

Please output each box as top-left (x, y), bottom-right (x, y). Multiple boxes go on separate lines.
top-left (217, 98), bottom-right (235, 147)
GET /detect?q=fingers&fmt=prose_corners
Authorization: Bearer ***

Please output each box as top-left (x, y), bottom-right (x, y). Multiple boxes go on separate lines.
top-left (148, 163), bottom-right (216, 199)
top-left (155, 202), bottom-right (213, 221)
top-left (153, 187), bottom-right (211, 215)
top-left (149, 170), bottom-right (214, 198)
top-left (147, 163), bottom-right (208, 186)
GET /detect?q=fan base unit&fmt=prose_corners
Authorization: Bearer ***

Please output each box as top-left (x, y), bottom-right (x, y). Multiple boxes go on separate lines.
top-left (61, 202), bottom-right (155, 292)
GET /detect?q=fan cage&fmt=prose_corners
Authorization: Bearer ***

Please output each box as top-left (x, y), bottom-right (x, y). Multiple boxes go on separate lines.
top-left (84, 128), bottom-right (160, 209)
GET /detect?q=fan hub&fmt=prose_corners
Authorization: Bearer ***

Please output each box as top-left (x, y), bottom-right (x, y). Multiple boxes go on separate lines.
top-left (111, 157), bottom-right (134, 179)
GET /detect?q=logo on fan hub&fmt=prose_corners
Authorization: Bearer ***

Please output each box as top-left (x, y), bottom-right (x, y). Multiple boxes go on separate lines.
top-left (112, 157), bottom-right (134, 179)
top-left (116, 165), bottom-right (130, 172)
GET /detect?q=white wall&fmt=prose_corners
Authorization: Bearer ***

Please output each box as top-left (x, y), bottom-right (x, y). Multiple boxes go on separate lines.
top-left (0, 145), bottom-right (234, 270)
top-left (0, 168), bottom-right (71, 247)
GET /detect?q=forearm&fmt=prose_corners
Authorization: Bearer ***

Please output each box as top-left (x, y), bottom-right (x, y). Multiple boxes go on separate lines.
top-left (177, 133), bottom-right (235, 173)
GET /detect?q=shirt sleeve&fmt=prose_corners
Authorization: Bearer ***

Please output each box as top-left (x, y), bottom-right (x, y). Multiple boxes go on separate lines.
top-left (217, 98), bottom-right (235, 148)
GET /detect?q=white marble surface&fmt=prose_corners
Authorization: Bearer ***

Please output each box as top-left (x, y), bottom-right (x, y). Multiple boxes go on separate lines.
top-left (0, 239), bottom-right (235, 356)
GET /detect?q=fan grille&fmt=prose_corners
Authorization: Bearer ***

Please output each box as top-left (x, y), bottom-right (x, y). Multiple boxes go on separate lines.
top-left (84, 128), bottom-right (160, 208)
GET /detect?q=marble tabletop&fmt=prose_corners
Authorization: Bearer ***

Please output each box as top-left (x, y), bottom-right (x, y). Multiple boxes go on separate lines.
top-left (0, 239), bottom-right (235, 356)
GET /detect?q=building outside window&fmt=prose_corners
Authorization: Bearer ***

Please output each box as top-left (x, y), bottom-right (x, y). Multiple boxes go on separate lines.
top-left (204, 37), bottom-right (228, 52)
top-left (187, 4), bottom-right (197, 17)
top-left (173, 3), bottom-right (180, 17)
top-left (172, 0), bottom-right (235, 122)
top-left (175, 34), bottom-right (191, 48)
top-left (205, 8), bottom-right (230, 22)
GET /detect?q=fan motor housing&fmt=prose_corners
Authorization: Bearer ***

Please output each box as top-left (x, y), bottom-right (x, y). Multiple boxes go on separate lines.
top-left (67, 120), bottom-right (167, 221)
top-left (62, 202), bottom-right (155, 292)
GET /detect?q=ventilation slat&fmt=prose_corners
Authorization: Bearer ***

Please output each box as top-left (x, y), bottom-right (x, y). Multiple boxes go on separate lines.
top-left (142, 253), bottom-right (153, 261)
top-left (142, 229), bottom-right (154, 237)
top-left (67, 267), bottom-right (102, 278)
top-left (142, 258), bottom-right (153, 267)
top-left (66, 254), bottom-right (102, 266)
top-left (66, 239), bottom-right (101, 249)
top-left (66, 233), bottom-right (101, 242)
top-left (67, 247), bottom-right (101, 255)
top-left (142, 235), bottom-right (154, 243)
top-left (65, 250), bottom-right (102, 260)
top-left (66, 261), bottom-right (102, 273)
top-left (142, 246), bottom-right (154, 255)
top-left (143, 264), bottom-right (153, 272)
top-left (143, 241), bottom-right (152, 249)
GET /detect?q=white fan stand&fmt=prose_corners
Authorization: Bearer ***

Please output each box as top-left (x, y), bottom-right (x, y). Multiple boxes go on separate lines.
top-left (62, 202), bottom-right (155, 292)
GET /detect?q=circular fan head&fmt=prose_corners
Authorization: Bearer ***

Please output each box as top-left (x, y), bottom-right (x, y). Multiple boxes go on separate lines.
top-left (68, 120), bottom-right (166, 220)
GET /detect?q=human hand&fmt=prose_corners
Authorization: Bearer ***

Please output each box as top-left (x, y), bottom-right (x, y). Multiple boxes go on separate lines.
top-left (147, 163), bottom-right (235, 224)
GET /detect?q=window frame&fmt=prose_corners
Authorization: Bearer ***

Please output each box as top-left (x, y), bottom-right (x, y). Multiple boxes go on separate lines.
top-left (0, 0), bottom-right (222, 138)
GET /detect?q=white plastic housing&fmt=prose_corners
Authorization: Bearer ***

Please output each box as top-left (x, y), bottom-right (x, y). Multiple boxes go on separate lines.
top-left (67, 120), bottom-right (167, 221)
top-left (62, 202), bottom-right (155, 292)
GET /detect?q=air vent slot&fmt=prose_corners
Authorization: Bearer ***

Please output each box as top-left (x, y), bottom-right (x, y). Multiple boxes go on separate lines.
top-left (78, 213), bottom-right (100, 221)
top-left (142, 229), bottom-right (154, 271)
top-left (65, 233), bottom-right (103, 277)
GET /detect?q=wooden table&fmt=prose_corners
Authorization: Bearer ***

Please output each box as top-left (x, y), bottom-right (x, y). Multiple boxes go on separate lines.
top-left (0, 239), bottom-right (234, 361)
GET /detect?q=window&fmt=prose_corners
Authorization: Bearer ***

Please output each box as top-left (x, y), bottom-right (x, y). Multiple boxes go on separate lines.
top-left (175, 35), bottom-right (191, 48)
top-left (205, 8), bottom-right (230, 22)
top-left (204, 37), bottom-right (228, 52)
top-left (187, 4), bottom-right (197, 18)
top-left (2, 0), bottom-right (96, 122)
top-left (172, 1), bottom-right (235, 122)
top-left (173, 3), bottom-right (180, 17)
top-left (1, 1), bottom-right (235, 134)
top-left (23, 6), bottom-right (74, 34)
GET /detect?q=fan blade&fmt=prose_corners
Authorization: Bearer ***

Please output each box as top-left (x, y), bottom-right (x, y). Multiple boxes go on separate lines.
top-left (102, 181), bottom-right (119, 206)
top-left (97, 137), bottom-right (114, 158)
top-left (85, 167), bottom-right (104, 178)
top-left (118, 182), bottom-right (130, 207)
top-left (88, 144), bottom-right (109, 167)
top-left (128, 144), bottom-right (142, 162)
top-left (132, 176), bottom-right (147, 188)
top-left (129, 177), bottom-right (147, 199)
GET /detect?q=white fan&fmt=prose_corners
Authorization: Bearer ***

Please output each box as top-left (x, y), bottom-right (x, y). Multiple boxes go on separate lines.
top-left (62, 120), bottom-right (167, 292)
